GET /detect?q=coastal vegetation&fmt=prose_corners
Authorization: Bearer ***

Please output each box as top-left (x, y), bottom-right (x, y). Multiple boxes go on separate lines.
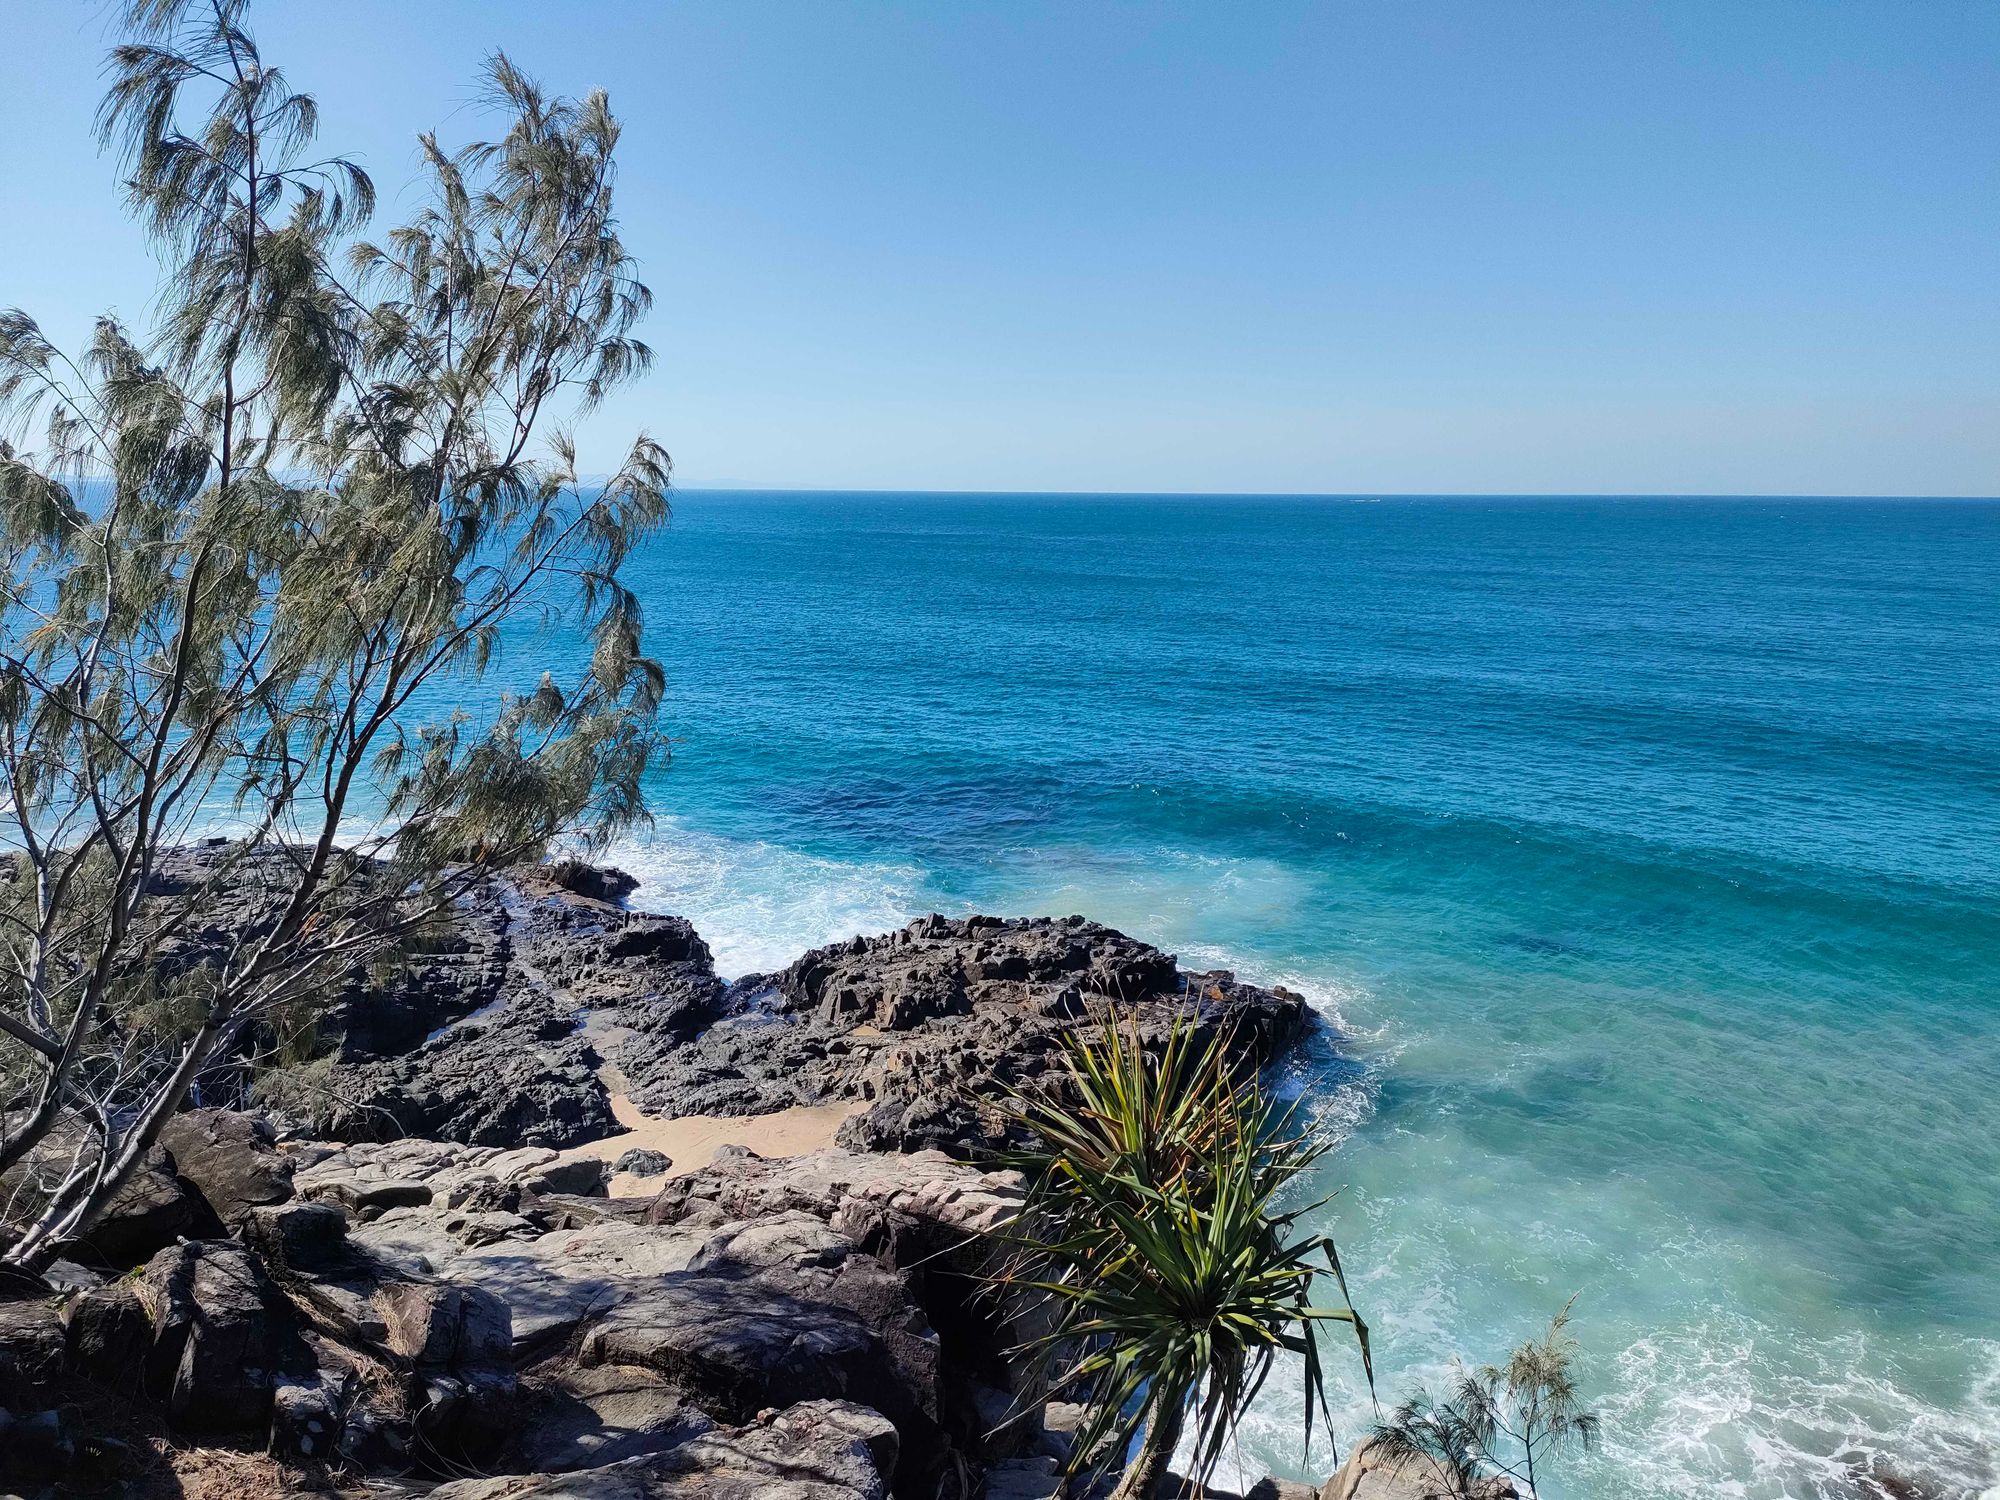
top-left (1369, 1302), bottom-right (1601, 1498)
top-left (0, 5), bottom-right (1611, 1498)
top-left (995, 1011), bottom-right (1373, 1499)
top-left (0, 0), bottom-right (666, 1272)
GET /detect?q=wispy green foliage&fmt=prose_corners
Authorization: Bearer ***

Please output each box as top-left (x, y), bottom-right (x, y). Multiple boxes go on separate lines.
top-left (994, 1011), bottom-right (1372, 1500)
top-left (1370, 1300), bottom-right (1601, 1497)
top-left (0, 0), bottom-right (668, 1271)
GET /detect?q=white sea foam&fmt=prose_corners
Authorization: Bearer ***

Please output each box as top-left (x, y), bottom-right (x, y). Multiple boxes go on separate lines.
top-left (1591, 1321), bottom-right (2000, 1499)
top-left (607, 818), bottom-right (943, 977)
top-left (606, 822), bottom-right (2000, 1500)
top-left (1227, 1289), bottom-right (2000, 1499)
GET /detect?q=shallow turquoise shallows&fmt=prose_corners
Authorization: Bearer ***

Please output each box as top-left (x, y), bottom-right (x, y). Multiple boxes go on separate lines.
top-left (593, 492), bottom-right (1998, 1499)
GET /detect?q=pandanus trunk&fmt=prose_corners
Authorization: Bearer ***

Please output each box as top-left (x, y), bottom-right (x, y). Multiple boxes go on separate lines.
top-left (1109, 1390), bottom-right (1187, 1500)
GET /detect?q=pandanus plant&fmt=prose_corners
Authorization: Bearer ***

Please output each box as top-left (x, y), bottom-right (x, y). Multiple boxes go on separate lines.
top-left (995, 1010), bottom-right (1373, 1499)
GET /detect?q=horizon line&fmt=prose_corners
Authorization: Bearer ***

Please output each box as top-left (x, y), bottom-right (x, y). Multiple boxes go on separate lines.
top-left (654, 484), bottom-right (2000, 502)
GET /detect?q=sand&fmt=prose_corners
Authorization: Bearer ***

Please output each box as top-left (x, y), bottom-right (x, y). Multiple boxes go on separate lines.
top-left (555, 1090), bottom-right (864, 1197)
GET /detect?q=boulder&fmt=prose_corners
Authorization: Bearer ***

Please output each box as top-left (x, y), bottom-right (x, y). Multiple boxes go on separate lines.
top-left (61, 1281), bottom-right (151, 1387)
top-left (131, 1240), bottom-right (285, 1432)
top-left (543, 859), bottom-right (641, 905)
top-left (518, 1364), bottom-right (713, 1472)
top-left (614, 1148), bottom-right (671, 1178)
top-left (1319, 1439), bottom-right (1518, 1500)
top-left (54, 1147), bottom-right (193, 1267)
top-left (242, 1200), bottom-right (351, 1271)
top-left (577, 1273), bottom-right (891, 1422)
top-left (268, 1356), bottom-right (346, 1464)
top-left (375, 1280), bottom-right (512, 1368)
top-left (684, 1211), bottom-right (941, 1419)
top-left (158, 1108), bottom-right (294, 1224)
top-left (0, 1297), bottom-right (64, 1407)
top-left (425, 1399), bottom-right (896, 1500)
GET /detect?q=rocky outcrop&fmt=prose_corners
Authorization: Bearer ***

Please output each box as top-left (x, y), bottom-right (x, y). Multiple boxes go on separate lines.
top-left (426, 1399), bottom-right (898, 1500)
top-left (269, 867), bottom-right (728, 1149)
top-left (251, 872), bottom-right (1307, 1171)
top-left (309, 1155), bottom-right (964, 1491)
top-left (305, 985), bottom-right (622, 1149)
top-left (1318, 1440), bottom-right (1518, 1500)
top-left (229, 849), bottom-right (1307, 1167)
top-left (611, 913), bottom-right (1310, 1154)
top-left (13, 863), bottom-right (1339, 1499)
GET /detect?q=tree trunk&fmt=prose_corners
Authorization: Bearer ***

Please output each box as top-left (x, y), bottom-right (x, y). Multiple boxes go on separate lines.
top-left (1, 1012), bottom-right (238, 1274)
top-left (1110, 1392), bottom-right (1187, 1500)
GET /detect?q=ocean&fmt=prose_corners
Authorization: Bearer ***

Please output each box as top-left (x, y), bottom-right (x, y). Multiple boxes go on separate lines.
top-left (593, 491), bottom-right (1999, 1499)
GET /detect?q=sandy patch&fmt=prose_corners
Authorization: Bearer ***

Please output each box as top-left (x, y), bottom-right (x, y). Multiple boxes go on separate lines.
top-left (558, 1091), bottom-right (864, 1197)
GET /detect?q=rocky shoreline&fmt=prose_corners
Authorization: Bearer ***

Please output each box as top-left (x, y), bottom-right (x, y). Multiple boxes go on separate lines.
top-left (0, 857), bottom-right (1407, 1500)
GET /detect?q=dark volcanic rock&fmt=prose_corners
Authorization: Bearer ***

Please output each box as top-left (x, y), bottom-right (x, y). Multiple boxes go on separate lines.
top-left (0, 1296), bottom-right (64, 1408)
top-left (315, 992), bottom-right (620, 1149)
top-left (159, 1107), bottom-right (294, 1225)
top-left (224, 855), bottom-right (1305, 1163)
top-left (608, 913), bottom-right (1311, 1153)
top-left (53, 1146), bottom-right (194, 1268)
top-left (614, 1148), bottom-right (672, 1178)
top-left (62, 1281), bottom-right (152, 1387)
top-left (285, 868), bottom-right (729, 1149)
top-left (131, 1240), bottom-right (287, 1433)
top-left (544, 859), bottom-right (642, 905)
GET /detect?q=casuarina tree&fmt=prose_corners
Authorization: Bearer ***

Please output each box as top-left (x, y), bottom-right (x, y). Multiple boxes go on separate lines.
top-left (0, 0), bottom-right (668, 1272)
top-left (1370, 1300), bottom-right (1601, 1497)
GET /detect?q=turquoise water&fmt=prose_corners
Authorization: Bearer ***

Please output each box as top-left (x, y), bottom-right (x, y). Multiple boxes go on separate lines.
top-left (598, 492), bottom-right (2000, 1499)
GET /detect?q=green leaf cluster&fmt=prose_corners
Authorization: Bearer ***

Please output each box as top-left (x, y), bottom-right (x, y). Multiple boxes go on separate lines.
top-left (996, 1010), bottom-right (1373, 1499)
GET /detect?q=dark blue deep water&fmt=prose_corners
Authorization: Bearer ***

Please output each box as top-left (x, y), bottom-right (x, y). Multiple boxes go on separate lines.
top-left (598, 493), bottom-right (1999, 1498)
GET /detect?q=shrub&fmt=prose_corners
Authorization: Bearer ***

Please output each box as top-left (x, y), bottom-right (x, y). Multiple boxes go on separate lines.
top-left (995, 1010), bottom-right (1372, 1500)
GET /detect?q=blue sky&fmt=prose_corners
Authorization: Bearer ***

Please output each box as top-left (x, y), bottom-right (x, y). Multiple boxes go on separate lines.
top-left (3, 1), bottom-right (1996, 495)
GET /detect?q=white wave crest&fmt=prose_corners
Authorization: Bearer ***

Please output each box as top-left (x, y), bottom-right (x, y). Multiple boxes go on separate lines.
top-left (606, 819), bottom-right (943, 977)
top-left (1595, 1321), bottom-right (2000, 1500)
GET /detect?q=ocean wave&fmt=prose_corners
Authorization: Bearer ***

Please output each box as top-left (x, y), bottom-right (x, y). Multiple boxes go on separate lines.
top-left (607, 819), bottom-right (941, 977)
top-left (1229, 1296), bottom-right (2000, 1499)
top-left (604, 821), bottom-right (2000, 1500)
top-left (1594, 1321), bottom-right (2000, 1500)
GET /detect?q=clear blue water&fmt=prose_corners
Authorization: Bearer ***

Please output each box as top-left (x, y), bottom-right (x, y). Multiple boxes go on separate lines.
top-left (594, 492), bottom-right (1999, 1499)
